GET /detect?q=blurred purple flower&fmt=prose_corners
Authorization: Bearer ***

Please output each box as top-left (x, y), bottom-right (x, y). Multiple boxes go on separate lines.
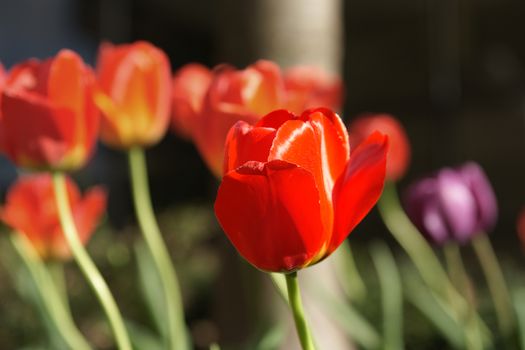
top-left (403, 162), bottom-right (498, 245)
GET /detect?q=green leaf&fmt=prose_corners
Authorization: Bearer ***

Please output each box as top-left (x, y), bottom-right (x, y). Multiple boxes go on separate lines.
top-left (125, 320), bottom-right (164, 350)
top-left (370, 242), bottom-right (403, 350)
top-left (403, 269), bottom-right (465, 349)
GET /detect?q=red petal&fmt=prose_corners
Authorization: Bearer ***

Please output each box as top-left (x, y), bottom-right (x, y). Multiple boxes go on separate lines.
top-left (171, 63), bottom-right (212, 138)
top-left (1, 91), bottom-right (76, 167)
top-left (255, 109), bottom-right (296, 129)
top-left (268, 109), bottom-right (349, 237)
top-left (223, 121), bottom-right (276, 174)
top-left (214, 160), bottom-right (325, 272)
top-left (330, 132), bottom-right (388, 252)
top-left (240, 60), bottom-right (284, 115)
top-left (72, 186), bottom-right (107, 245)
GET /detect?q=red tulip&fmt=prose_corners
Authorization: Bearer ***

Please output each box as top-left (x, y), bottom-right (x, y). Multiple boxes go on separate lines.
top-left (171, 60), bottom-right (343, 177)
top-left (283, 65), bottom-right (343, 115)
top-left (215, 108), bottom-right (388, 272)
top-left (348, 114), bottom-right (410, 181)
top-left (95, 41), bottom-right (171, 149)
top-left (171, 63), bottom-right (212, 139)
top-left (0, 50), bottom-right (99, 171)
top-left (0, 174), bottom-right (106, 260)
top-left (0, 63), bottom-right (5, 117)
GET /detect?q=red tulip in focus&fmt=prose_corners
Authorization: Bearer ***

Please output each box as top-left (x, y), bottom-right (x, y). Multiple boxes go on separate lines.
top-left (0, 50), bottom-right (99, 171)
top-left (0, 174), bottom-right (106, 260)
top-left (95, 41), bottom-right (171, 149)
top-left (171, 60), bottom-right (343, 177)
top-left (215, 108), bottom-right (388, 272)
top-left (348, 114), bottom-right (410, 181)
top-left (171, 63), bottom-right (212, 139)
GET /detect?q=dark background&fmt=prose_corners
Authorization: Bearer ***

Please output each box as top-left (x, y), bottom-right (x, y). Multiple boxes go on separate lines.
top-left (0, 0), bottom-right (524, 348)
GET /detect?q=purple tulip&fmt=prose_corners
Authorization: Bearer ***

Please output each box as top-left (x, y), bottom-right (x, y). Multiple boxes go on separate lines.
top-left (403, 162), bottom-right (498, 245)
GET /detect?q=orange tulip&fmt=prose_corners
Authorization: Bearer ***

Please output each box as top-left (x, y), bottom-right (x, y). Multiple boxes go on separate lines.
top-left (0, 174), bottom-right (106, 260)
top-left (348, 114), bottom-right (411, 181)
top-left (171, 63), bottom-right (212, 139)
top-left (95, 41), bottom-right (172, 149)
top-left (0, 50), bottom-right (99, 171)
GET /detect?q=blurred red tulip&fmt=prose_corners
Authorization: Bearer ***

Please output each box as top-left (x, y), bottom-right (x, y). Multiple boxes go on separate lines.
top-left (0, 174), bottom-right (106, 260)
top-left (171, 60), bottom-right (343, 177)
top-left (348, 114), bottom-right (411, 181)
top-left (284, 65), bottom-right (342, 115)
top-left (215, 108), bottom-right (387, 272)
top-left (171, 63), bottom-right (212, 139)
top-left (0, 50), bottom-right (99, 171)
top-left (0, 63), bottom-right (5, 117)
top-left (95, 41), bottom-right (171, 149)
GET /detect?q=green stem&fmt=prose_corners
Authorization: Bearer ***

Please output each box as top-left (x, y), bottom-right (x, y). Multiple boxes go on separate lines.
top-left (128, 146), bottom-right (188, 350)
top-left (52, 172), bottom-right (132, 350)
top-left (285, 272), bottom-right (316, 350)
top-left (443, 244), bottom-right (482, 350)
top-left (377, 182), bottom-right (492, 345)
top-left (46, 260), bottom-right (71, 316)
top-left (443, 243), bottom-right (470, 299)
top-left (472, 234), bottom-right (514, 336)
top-left (10, 234), bottom-right (92, 350)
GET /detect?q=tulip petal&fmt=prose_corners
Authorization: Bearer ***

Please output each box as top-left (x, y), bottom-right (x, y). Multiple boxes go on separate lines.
top-left (331, 132), bottom-right (388, 252)
top-left (215, 160), bottom-right (325, 272)
top-left (268, 109), bottom-right (349, 237)
top-left (255, 109), bottom-right (296, 129)
top-left (241, 60), bottom-right (284, 115)
top-left (459, 162), bottom-right (498, 232)
top-left (72, 186), bottom-right (107, 245)
top-left (437, 169), bottom-right (478, 243)
top-left (223, 121), bottom-right (276, 173)
top-left (171, 63), bottom-right (212, 139)
top-left (1, 91), bottom-right (76, 167)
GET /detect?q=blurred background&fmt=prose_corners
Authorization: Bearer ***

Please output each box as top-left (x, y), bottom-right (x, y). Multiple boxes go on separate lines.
top-left (0, 0), bottom-right (524, 348)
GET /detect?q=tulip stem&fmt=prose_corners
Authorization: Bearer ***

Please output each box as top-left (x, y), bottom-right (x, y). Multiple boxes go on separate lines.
top-left (10, 233), bottom-right (92, 350)
top-left (443, 243), bottom-right (483, 350)
top-left (377, 182), bottom-right (492, 345)
top-left (285, 272), bottom-right (316, 350)
top-left (128, 146), bottom-right (188, 350)
top-left (472, 234), bottom-right (514, 336)
top-left (47, 260), bottom-right (71, 316)
top-left (52, 172), bottom-right (132, 350)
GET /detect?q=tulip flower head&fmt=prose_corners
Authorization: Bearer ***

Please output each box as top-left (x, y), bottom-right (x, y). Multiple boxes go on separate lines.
top-left (171, 60), bottom-right (343, 177)
top-left (0, 50), bottom-right (99, 171)
top-left (348, 114), bottom-right (411, 181)
top-left (95, 41), bottom-right (171, 149)
top-left (404, 162), bottom-right (498, 245)
top-left (0, 174), bottom-right (106, 260)
top-left (214, 108), bottom-right (388, 272)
